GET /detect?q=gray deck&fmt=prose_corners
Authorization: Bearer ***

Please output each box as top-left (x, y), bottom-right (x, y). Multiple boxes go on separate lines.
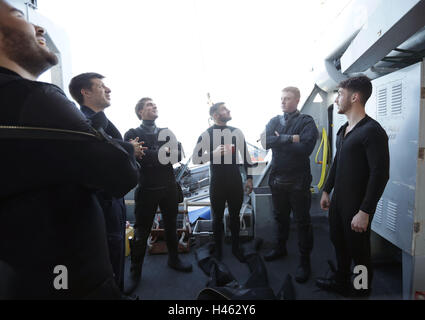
top-left (125, 215), bottom-right (402, 300)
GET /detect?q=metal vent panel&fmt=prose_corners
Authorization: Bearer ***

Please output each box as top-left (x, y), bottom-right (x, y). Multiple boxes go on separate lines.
top-left (375, 198), bottom-right (384, 224)
top-left (386, 201), bottom-right (398, 232)
top-left (391, 83), bottom-right (402, 115)
top-left (377, 88), bottom-right (388, 117)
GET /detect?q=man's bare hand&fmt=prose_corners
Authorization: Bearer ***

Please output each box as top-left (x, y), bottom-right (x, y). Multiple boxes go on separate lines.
top-left (245, 178), bottom-right (253, 195)
top-left (351, 210), bottom-right (370, 233)
top-left (320, 191), bottom-right (331, 210)
top-left (275, 131), bottom-right (280, 137)
top-left (292, 135), bottom-right (300, 143)
top-left (130, 137), bottom-right (147, 160)
top-left (212, 145), bottom-right (230, 157)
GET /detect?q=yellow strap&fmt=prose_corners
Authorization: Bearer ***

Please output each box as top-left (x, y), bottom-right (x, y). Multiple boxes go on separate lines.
top-left (317, 128), bottom-right (329, 190)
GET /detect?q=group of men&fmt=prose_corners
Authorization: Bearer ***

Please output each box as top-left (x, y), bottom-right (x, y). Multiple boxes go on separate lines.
top-left (0, 0), bottom-right (390, 300)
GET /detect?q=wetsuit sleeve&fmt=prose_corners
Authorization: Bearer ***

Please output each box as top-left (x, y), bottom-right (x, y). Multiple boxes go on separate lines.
top-left (124, 128), bottom-right (162, 166)
top-left (323, 154), bottom-right (337, 193)
top-left (192, 132), bottom-right (211, 165)
top-left (263, 117), bottom-right (292, 149)
top-left (280, 117), bottom-right (319, 156)
top-left (124, 129), bottom-right (136, 142)
top-left (360, 127), bottom-right (390, 215)
top-left (242, 140), bottom-right (254, 180)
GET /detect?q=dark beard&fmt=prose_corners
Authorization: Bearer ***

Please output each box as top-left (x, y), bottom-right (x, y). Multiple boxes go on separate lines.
top-left (219, 115), bottom-right (231, 124)
top-left (1, 25), bottom-right (58, 78)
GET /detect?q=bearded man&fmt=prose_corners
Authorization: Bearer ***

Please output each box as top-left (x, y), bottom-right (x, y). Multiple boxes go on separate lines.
top-left (0, 0), bottom-right (139, 299)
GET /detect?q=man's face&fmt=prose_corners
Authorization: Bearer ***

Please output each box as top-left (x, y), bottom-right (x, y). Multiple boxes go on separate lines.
top-left (139, 100), bottom-right (158, 121)
top-left (0, 1), bottom-right (58, 77)
top-left (281, 91), bottom-right (299, 113)
top-left (214, 105), bottom-right (232, 123)
top-left (335, 88), bottom-right (352, 114)
top-left (84, 78), bottom-right (111, 109)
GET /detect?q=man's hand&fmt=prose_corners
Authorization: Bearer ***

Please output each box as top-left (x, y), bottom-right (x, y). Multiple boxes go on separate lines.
top-left (292, 135), bottom-right (300, 143)
top-left (351, 210), bottom-right (370, 233)
top-left (320, 191), bottom-right (331, 210)
top-left (130, 137), bottom-right (147, 160)
top-left (212, 145), bottom-right (231, 157)
top-left (274, 131), bottom-right (280, 137)
top-left (245, 178), bottom-right (253, 195)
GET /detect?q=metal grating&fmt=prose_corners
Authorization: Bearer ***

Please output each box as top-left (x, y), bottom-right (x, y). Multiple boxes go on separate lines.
top-left (391, 83), bottom-right (402, 115)
top-left (377, 87), bottom-right (387, 117)
top-left (386, 201), bottom-right (398, 232)
top-left (375, 198), bottom-right (384, 224)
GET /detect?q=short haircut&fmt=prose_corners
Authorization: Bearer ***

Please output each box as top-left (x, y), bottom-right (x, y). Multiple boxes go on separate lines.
top-left (338, 76), bottom-right (372, 105)
top-left (69, 72), bottom-right (104, 106)
top-left (135, 97), bottom-right (153, 120)
top-left (209, 102), bottom-right (225, 117)
top-left (282, 87), bottom-right (301, 100)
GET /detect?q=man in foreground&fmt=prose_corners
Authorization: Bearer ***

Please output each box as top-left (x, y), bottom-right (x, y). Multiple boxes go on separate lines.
top-left (0, 0), bottom-right (139, 299)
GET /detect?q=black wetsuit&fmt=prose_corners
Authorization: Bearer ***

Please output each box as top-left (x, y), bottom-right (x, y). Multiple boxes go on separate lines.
top-left (323, 115), bottom-right (389, 285)
top-left (124, 121), bottom-right (183, 264)
top-left (0, 67), bottom-right (139, 299)
top-left (264, 111), bottom-right (318, 256)
top-left (194, 125), bottom-right (252, 255)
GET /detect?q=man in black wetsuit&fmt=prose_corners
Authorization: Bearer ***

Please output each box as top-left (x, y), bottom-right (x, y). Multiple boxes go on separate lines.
top-left (124, 97), bottom-right (192, 294)
top-left (193, 103), bottom-right (254, 262)
top-left (317, 76), bottom-right (389, 297)
top-left (69, 73), bottom-right (145, 292)
top-left (0, 0), bottom-right (139, 299)
top-left (261, 87), bottom-right (318, 283)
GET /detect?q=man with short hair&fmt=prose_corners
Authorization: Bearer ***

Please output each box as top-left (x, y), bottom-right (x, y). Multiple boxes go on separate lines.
top-left (0, 0), bottom-right (139, 299)
top-left (316, 76), bottom-right (389, 297)
top-left (69, 72), bottom-right (145, 292)
top-left (193, 103), bottom-right (254, 262)
top-left (262, 87), bottom-right (318, 284)
top-left (124, 98), bottom-right (192, 295)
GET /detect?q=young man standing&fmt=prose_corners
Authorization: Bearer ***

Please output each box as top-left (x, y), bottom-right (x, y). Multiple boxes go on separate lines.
top-left (69, 73), bottom-right (145, 292)
top-left (193, 103), bottom-right (254, 262)
top-left (124, 98), bottom-right (192, 295)
top-left (262, 87), bottom-right (318, 283)
top-left (316, 76), bottom-right (390, 297)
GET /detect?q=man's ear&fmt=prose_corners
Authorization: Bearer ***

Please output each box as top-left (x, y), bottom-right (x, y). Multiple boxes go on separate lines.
top-left (137, 108), bottom-right (144, 119)
top-left (81, 88), bottom-right (90, 99)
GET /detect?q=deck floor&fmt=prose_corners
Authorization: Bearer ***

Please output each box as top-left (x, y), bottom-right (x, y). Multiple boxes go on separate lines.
top-left (125, 216), bottom-right (402, 300)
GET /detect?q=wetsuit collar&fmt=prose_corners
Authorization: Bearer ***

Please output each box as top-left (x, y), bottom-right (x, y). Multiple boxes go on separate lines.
top-left (284, 110), bottom-right (300, 120)
top-left (142, 120), bottom-right (156, 127)
top-left (338, 115), bottom-right (371, 136)
top-left (141, 120), bottom-right (158, 133)
top-left (213, 124), bottom-right (228, 129)
top-left (81, 105), bottom-right (97, 116)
